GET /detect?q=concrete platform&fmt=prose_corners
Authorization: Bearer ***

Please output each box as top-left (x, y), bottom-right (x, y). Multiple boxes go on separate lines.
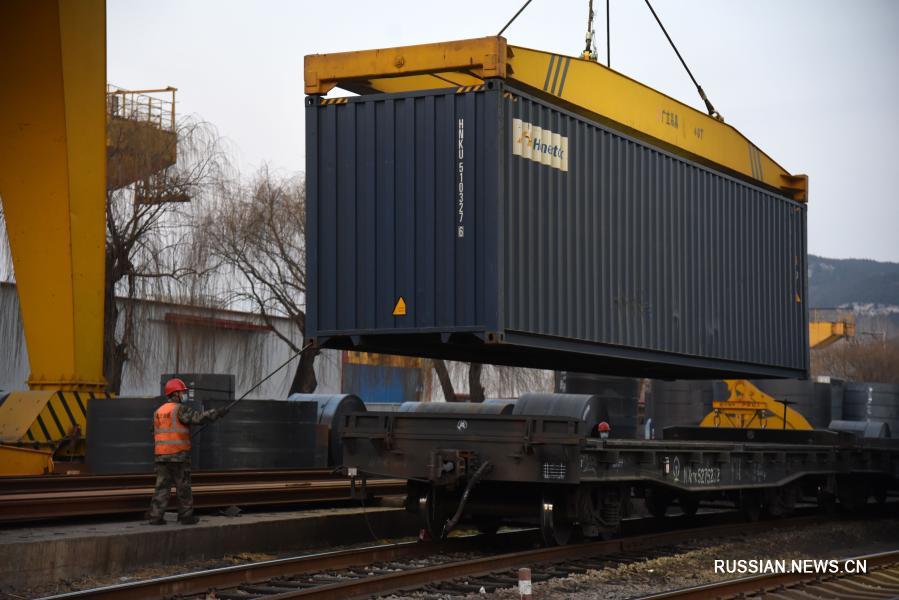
top-left (0, 505), bottom-right (418, 590)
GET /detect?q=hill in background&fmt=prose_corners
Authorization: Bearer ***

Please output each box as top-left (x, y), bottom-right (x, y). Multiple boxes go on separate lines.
top-left (808, 254), bottom-right (899, 338)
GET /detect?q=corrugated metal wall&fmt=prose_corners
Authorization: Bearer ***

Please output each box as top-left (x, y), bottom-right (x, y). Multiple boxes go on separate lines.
top-left (307, 90), bottom-right (499, 335)
top-left (306, 83), bottom-right (808, 378)
top-left (504, 92), bottom-right (808, 372)
top-left (0, 283), bottom-right (342, 397)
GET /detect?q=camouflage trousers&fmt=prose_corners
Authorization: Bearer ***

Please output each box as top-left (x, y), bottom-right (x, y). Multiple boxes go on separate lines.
top-left (148, 460), bottom-right (193, 520)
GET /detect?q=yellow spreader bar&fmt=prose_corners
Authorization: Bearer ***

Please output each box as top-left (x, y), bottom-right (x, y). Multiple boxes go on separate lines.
top-left (305, 36), bottom-right (807, 201)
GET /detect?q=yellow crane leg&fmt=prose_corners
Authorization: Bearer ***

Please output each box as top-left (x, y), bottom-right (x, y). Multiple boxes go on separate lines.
top-left (0, 0), bottom-right (107, 391)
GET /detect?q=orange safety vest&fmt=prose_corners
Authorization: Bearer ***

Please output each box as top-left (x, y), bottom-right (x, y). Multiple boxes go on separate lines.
top-left (154, 402), bottom-right (191, 456)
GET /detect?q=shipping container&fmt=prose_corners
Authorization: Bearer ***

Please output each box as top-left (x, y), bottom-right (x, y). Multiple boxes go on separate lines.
top-left (306, 82), bottom-right (809, 379)
top-left (340, 351), bottom-right (429, 403)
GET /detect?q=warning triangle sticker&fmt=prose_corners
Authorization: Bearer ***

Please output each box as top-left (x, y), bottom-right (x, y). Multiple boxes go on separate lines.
top-left (392, 296), bottom-right (407, 316)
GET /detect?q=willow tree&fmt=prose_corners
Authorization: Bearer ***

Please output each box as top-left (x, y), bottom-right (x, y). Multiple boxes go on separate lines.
top-left (196, 167), bottom-right (317, 393)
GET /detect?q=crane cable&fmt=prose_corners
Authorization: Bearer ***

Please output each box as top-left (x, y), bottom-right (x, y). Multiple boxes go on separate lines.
top-left (498, 0), bottom-right (534, 36)
top-left (583, 0), bottom-right (597, 61)
top-left (642, 0), bottom-right (723, 121)
top-left (605, 0), bottom-right (611, 67)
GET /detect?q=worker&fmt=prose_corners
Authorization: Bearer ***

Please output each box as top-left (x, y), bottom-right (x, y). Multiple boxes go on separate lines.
top-left (147, 378), bottom-right (228, 525)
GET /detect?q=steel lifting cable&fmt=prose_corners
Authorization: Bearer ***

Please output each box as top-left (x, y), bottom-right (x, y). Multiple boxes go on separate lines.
top-left (606, 0), bottom-right (611, 67)
top-left (642, 0), bottom-right (723, 121)
top-left (498, 0), bottom-right (534, 36)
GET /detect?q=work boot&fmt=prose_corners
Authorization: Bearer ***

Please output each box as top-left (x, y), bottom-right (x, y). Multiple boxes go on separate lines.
top-left (148, 517), bottom-right (166, 525)
top-left (178, 515), bottom-right (199, 525)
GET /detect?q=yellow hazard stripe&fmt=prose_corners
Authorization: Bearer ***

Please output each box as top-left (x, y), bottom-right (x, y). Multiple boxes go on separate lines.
top-left (455, 84), bottom-right (484, 94)
top-left (20, 391), bottom-right (106, 445)
top-left (28, 417), bottom-right (50, 443)
top-left (320, 97), bottom-right (349, 105)
top-left (543, 55), bottom-right (572, 96)
top-left (45, 394), bottom-right (69, 437)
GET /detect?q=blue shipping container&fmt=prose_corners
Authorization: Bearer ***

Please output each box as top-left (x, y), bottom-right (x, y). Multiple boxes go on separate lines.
top-left (305, 82), bottom-right (809, 379)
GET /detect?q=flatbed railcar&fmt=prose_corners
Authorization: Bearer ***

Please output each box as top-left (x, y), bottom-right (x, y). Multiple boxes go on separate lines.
top-left (341, 396), bottom-right (899, 546)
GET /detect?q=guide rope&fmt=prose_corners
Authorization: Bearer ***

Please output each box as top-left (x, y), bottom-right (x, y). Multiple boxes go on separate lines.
top-left (190, 341), bottom-right (311, 438)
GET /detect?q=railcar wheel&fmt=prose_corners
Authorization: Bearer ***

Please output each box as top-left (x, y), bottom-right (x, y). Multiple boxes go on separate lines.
top-left (740, 491), bottom-right (761, 522)
top-left (873, 484), bottom-right (888, 506)
top-left (419, 487), bottom-right (450, 541)
top-left (678, 494), bottom-right (699, 517)
top-left (644, 488), bottom-right (671, 518)
top-left (764, 483), bottom-right (799, 518)
top-left (816, 487), bottom-right (837, 515)
top-left (837, 478), bottom-right (868, 512)
top-left (539, 491), bottom-right (574, 546)
top-left (474, 517), bottom-right (501, 536)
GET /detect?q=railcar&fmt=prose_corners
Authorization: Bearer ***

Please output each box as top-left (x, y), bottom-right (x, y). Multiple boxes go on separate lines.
top-left (341, 395), bottom-right (899, 545)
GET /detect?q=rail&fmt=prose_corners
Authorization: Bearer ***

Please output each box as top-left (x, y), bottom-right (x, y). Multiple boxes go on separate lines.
top-left (106, 85), bottom-right (177, 131)
top-left (0, 468), bottom-right (337, 494)
top-left (0, 470), bottom-right (404, 523)
top-left (44, 512), bottom-right (858, 599)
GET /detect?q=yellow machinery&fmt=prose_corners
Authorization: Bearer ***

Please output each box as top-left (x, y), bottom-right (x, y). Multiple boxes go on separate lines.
top-left (0, 1), bottom-right (176, 474)
top-left (305, 37), bottom-right (807, 200)
top-left (700, 380), bottom-right (813, 431)
top-left (701, 312), bottom-right (857, 431)
top-left (809, 309), bottom-right (856, 350)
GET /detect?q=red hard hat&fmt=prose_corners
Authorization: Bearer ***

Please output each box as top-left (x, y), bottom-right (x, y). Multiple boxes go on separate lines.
top-left (164, 378), bottom-right (188, 396)
top-left (597, 421), bottom-right (611, 433)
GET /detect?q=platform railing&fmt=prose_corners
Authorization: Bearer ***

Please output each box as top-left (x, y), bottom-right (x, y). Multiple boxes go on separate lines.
top-left (106, 84), bottom-right (177, 131)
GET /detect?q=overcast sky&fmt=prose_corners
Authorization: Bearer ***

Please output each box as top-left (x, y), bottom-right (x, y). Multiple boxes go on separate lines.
top-left (108, 0), bottom-right (899, 262)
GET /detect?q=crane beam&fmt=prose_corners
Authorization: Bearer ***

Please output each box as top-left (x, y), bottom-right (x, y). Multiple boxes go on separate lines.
top-left (0, 0), bottom-right (107, 391)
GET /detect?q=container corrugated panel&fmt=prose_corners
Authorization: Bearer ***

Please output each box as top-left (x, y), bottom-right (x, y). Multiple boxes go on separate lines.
top-left (306, 82), bottom-right (809, 379)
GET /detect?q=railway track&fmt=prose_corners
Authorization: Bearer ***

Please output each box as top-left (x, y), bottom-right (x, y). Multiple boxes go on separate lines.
top-left (639, 549), bottom-right (899, 599)
top-left (0, 469), bottom-right (342, 494)
top-left (0, 470), bottom-right (404, 523)
top-left (43, 513), bottom-right (842, 600)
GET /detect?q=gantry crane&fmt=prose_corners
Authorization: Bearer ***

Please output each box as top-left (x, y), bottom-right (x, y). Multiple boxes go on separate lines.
top-left (0, 0), bottom-right (177, 474)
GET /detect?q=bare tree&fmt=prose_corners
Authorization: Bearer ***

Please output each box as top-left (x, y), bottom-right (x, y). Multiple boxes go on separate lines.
top-left (429, 360), bottom-right (485, 402)
top-left (197, 167), bottom-right (317, 393)
top-left (812, 338), bottom-right (899, 384)
top-left (483, 364), bottom-right (553, 397)
top-left (430, 360), bottom-right (552, 401)
top-left (469, 363), bottom-right (485, 402)
top-left (104, 118), bottom-right (229, 393)
top-left (433, 359), bottom-right (456, 401)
